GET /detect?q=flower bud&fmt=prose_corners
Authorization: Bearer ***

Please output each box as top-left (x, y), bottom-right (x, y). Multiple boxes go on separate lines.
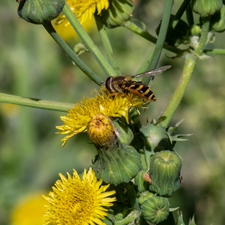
top-left (190, 24), bottom-right (202, 36)
top-left (87, 113), bottom-right (118, 147)
top-left (191, 0), bottom-right (223, 17)
top-left (210, 5), bottom-right (225, 32)
top-left (138, 191), bottom-right (154, 205)
top-left (113, 119), bottom-right (134, 145)
top-left (140, 124), bottom-right (171, 151)
top-left (93, 142), bottom-right (142, 186)
top-left (17, 0), bottom-right (65, 24)
top-left (141, 195), bottom-right (169, 224)
top-left (101, 0), bottom-right (134, 28)
top-left (134, 170), bottom-right (149, 192)
top-left (149, 150), bottom-right (182, 197)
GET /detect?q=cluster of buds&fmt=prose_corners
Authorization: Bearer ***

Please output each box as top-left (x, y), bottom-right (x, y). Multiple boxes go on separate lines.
top-left (88, 111), bottom-right (187, 223)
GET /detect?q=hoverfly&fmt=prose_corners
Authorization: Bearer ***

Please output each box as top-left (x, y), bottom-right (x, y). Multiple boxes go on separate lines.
top-left (103, 65), bottom-right (171, 101)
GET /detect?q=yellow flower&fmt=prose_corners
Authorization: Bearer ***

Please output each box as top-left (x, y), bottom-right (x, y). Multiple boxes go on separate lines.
top-left (11, 193), bottom-right (48, 225)
top-left (56, 87), bottom-right (145, 146)
top-left (43, 167), bottom-right (116, 225)
top-left (55, 0), bottom-right (109, 26)
top-left (52, 17), bottom-right (95, 40)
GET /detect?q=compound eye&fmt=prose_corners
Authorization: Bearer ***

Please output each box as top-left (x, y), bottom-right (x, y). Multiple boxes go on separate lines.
top-left (105, 77), bottom-right (113, 92)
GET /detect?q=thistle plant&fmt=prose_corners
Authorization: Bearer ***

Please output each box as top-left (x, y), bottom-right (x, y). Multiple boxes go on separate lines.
top-left (2, 0), bottom-right (225, 224)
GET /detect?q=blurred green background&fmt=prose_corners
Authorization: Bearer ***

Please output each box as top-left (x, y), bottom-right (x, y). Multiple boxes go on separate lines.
top-left (1, 0), bottom-right (225, 225)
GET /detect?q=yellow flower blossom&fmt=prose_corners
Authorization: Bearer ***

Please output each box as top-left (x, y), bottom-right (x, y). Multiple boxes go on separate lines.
top-left (55, 0), bottom-right (109, 26)
top-left (56, 87), bottom-right (145, 146)
top-left (11, 193), bottom-right (48, 225)
top-left (43, 167), bottom-right (116, 225)
top-left (52, 17), bottom-right (95, 40)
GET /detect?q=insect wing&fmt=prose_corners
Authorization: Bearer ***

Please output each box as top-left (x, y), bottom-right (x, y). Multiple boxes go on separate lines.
top-left (133, 65), bottom-right (171, 79)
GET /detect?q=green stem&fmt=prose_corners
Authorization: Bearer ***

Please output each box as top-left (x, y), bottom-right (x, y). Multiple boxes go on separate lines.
top-left (115, 211), bottom-right (139, 225)
top-left (94, 14), bottom-right (121, 75)
top-left (136, 50), bottom-right (154, 74)
top-left (195, 17), bottom-right (210, 56)
top-left (171, 0), bottom-right (191, 28)
top-left (160, 54), bottom-right (196, 127)
top-left (160, 16), bottom-right (210, 127)
top-left (124, 20), bottom-right (182, 56)
top-left (43, 22), bottom-right (102, 85)
top-left (204, 48), bottom-right (225, 55)
top-left (0, 93), bottom-right (73, 112)
top-left (142, 0), bottom-right (174, 83)
top-left (186, 3), bottom-right (194, 26)
top-left (62, 3), bottom-right (116, 77)
top-left (137, 0), bottom-right (189, 75)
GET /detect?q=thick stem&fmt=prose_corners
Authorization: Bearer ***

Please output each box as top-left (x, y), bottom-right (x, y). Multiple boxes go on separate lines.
top-left (0, 93), bottom-right (73, 112)
top-left (160, 16), bottom-right (210, 127)
top-left (195, 17), bottom-right (210, 56)
top-left (160, 54), bottom-right (196, 127)
top-left (62, 3), bottom-right (116, 77)
top-left (204, 48), bottom-right (225, 55)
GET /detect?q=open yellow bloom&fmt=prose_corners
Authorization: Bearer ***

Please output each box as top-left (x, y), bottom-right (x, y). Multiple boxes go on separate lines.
top-left (11, 193), bottom-right (48, 225)
top-left (43, 167), bottom-right (116, 225)
top-left (56, 87), bottom-right (145, 146)
top-left (56, 0), bottom-right (109, 26)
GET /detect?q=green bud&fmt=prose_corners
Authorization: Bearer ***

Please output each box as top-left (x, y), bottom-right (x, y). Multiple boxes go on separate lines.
top-left (149, 150), bottom-right (182, 197)
top-left (141, 196), bottom-right (169, 224)
top-left (101, 0), bottom-right (134, 28)
top-left (140, 124), bottom-right (173, 151)
top-left (134, 170), bottom-right (149, 192)
top-left (138, 191), bottom-right (154, 205)
top-left (113, 119), bottom-right (134, 145)
top-left (210, 5), bottom-right (225, 32)
top-left (191, 0), bottom-right (223, 17)
top-left (156, 16), bottom-right (190, 46)
top-left (17, 0), bottom-right (65, 24)
top-left (190, 24), bottom-right (202, 36)
top-left (93, 142), bottom-right (142, 185)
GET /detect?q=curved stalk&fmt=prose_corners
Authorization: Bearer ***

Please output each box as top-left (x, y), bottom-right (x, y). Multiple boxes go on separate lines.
top-left (43, 22), bottom-right (102, 85)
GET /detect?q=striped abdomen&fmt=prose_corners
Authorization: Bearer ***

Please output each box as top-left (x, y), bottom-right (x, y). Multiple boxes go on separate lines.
top-left (122, 81), bottom-right (156, 101)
